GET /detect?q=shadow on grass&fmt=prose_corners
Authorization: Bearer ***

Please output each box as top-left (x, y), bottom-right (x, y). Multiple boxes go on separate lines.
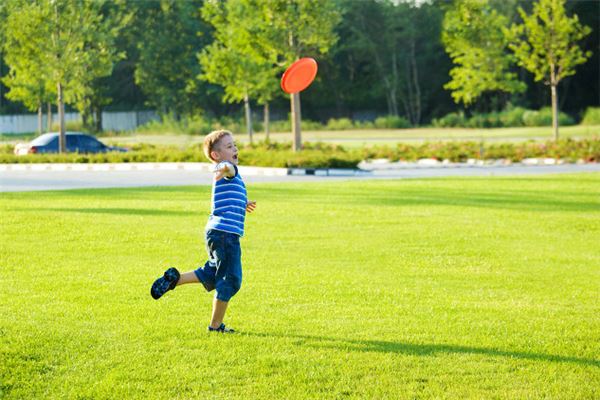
top-left (9, 207), bottom-right (196, 217)
top-left (257, 185), bottom-right (600, 212)
top-left (244, 332), bottom-right (600, 368)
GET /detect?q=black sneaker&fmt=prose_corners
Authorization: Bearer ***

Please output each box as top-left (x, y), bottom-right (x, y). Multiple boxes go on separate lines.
top-left (150, 267), bottom-right (180, 300)
top-left (207, 323), bottom-right (235, 333)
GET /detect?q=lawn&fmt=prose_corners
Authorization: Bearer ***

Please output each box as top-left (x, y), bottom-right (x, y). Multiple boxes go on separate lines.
top-left (1, 174), bottom-right (599, 399)
top-left (92, 124), bottom-right (600, 148)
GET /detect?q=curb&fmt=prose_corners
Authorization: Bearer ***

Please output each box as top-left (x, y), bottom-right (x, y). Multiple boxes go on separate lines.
top-left (0, 162), bottom-right (370, 177)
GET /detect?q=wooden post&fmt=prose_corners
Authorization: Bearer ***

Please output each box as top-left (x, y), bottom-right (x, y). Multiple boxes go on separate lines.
top-left (291, 92), bottom-right (302, 152)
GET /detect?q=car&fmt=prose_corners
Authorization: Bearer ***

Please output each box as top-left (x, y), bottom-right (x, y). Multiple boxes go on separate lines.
top-left (14, 132), bottom-right (128, 155)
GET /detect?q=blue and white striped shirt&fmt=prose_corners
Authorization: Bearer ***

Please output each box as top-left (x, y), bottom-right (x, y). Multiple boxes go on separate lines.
top-left (205, 164), bottom-right (247, 237)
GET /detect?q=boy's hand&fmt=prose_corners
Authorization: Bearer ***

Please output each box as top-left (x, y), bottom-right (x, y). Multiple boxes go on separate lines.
top-left (214, 161), bottom-right (235, 181)
top-left (246, 200), bottom-right (257, 213)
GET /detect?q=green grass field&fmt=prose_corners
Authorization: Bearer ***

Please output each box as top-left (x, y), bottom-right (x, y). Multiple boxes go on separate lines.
top-left (93, 125), bottom-right (600, 148)
top-left (1, 174), bottom-right (599, 399)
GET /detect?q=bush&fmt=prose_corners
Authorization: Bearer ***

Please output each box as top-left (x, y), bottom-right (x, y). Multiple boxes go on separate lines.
top-left (522, 107), bottom-right (575, 127)
top-left (374, 115), bottom-right (410, 129)
top-left (499, 107), bottom-right (527, 127)
top-left (50, 120), bottom-right (84, 132)
top-left (3, 137), bottom-right (598, 166)
top-left (326, 118), bottom-right (354, 130)
top-left (581, 107), bottom-right (600, 125)
top-left (432, 112), bottom-right (467, 128)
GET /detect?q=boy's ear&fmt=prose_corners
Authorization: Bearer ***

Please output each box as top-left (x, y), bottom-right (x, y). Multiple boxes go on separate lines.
top-left (210, 150), bottom-right (220, 162)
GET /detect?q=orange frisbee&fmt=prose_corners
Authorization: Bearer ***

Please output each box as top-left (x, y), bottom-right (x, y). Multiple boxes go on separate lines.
top-left (281, 58), bottom-right (318, 94)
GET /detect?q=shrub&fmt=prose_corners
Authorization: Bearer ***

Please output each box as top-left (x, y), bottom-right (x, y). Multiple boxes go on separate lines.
top-left (522, 107), bottom-right (575, 127)
top-left (374, 115), bottom-right (410, 129)
top-left (50, 120), bottom-right (84, 132)
top-left (432, 112), bottom-right (467, 128)
top-left (581, 107), bottom-right (600, 125)
top-left (499, 107), bottom-right (526, 127)
top-left (3, 138), bottom-right (598, 166)
top-left (326, 118), bottom-right (354, 130)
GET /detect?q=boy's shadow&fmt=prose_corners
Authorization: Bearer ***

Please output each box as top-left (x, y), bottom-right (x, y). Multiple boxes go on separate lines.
top-left (243, 332), bottom-right (599, 368)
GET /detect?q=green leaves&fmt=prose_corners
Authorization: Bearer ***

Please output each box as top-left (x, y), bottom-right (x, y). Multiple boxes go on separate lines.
top-left (506, 0), bottom-right (591, 86)
top-left (1, 0), bottom-right (125, 116)
top-left (442, 0), bottom-right (525, 106)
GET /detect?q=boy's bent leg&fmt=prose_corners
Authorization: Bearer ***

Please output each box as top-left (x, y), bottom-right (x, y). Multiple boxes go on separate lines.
top-left (176, 271), bottom-right (200, 286)
top-left (209, 298), bottom-right (229, 329)
top-left (193, 262), bottom-right (217, 291)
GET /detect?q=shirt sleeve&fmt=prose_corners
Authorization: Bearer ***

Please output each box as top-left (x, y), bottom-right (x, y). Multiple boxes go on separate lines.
top-left (224, 163), bottom-right (238, 180)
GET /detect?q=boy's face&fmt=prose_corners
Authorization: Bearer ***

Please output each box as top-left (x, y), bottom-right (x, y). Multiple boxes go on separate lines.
top-left (212, 135), bottom-right (239, 165)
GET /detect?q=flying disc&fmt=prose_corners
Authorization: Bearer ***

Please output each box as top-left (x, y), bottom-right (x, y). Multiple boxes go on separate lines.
top-left (281, 58), bottom-right (318, 94)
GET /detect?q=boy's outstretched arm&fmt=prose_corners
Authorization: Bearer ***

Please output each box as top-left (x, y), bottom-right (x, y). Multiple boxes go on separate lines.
top-left (214, 161), bottom-right (235, 181)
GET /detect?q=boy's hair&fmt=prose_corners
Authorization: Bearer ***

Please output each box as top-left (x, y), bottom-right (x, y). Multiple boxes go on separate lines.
top-left (203, 130), bottom-right (233, 162)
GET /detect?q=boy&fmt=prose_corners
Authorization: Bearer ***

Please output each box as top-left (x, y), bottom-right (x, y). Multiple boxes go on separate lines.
top-left (150, 130), bottom-right (256, 333)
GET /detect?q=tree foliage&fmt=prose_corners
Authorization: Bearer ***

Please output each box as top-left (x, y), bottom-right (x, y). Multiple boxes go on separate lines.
top-left (133, 0), bottom-right (211, 117)
top-left (442, 0), bottom-right (526, 106)
top-left (506, 0), bottom-right (591, 139)
top-left (2, 0), bottom-right (124, 145)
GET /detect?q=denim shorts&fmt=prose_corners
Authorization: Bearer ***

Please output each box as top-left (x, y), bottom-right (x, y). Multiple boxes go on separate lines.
top-left (193, 229), bottom-right (242, 302)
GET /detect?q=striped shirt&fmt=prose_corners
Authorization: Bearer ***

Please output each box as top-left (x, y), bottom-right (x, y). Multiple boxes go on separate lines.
top-left (205, 164), bottom-right (247, 237)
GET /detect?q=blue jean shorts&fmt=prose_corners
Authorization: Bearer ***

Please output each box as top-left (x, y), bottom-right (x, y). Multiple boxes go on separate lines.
top-left (193, 229), bottom-right (242, 302)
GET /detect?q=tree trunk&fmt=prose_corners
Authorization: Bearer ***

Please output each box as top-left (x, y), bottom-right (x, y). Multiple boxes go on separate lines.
top-left (82, 107), bottom-right (93, 133)
top-left (263, 103), bottom-right (270, 142)
top-left (551, 83), bottom-right (559, 141)
top-left (57, 82), bottom-right (66, 153)
top-left (47, 103), bottom-right (53, 132)
top-left (290, 93), bottom-right (302, 151)
top-left (244, 93), bottom-right (253, 144)
top-left (37, 105), bottom-right (43, 136)
top-left (95, 107), bottom-right (102, 132)
top-left (291, 92), bottom-right (302, 152)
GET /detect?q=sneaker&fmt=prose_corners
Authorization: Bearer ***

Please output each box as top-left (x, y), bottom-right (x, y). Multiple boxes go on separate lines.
top-left (207, 323), bottom-right (235, 333)
top-left (150, 267), bottom-right (180, 300)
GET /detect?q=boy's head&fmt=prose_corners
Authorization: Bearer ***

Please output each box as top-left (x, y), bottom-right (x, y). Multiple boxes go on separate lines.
top-left (203, 130), bottom-right (239, 165)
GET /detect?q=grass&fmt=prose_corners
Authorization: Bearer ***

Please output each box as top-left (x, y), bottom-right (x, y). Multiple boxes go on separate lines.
top-left (1, 174), bottom-right (599, 399)
top-left (91, 125), bottom-right (600, 148)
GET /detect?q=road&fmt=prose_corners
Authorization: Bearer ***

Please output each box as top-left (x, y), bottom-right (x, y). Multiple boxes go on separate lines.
top-left (1, 163), bottom-right (599, 192)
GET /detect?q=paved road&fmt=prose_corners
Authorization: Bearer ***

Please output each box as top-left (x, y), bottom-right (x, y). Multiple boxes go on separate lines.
top-left (1, 163), bottom-right (599, 192)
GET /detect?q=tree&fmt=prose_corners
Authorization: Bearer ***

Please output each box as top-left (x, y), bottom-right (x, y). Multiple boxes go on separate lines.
top-left (257, 0), bottom-right (341, 151)
top-left (2, 0), bottom-right (124, 151)
top-left (341, 0), bottom-right (446, 125)
top-left (442, 0), bottom-right (525, 108)
top-left (506, 0), bottom-right (591, 140)
top-left (200, 0), bottom-right (279, 142)
top-left (133, 0), bottom-right (211, 119)
top-left (1, 1), bottom-right (54, 134)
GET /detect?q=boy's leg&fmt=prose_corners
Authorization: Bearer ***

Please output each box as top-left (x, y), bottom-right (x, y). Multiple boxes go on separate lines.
top-left (209, 298), bottom-right (229, 329)
top-left (176, 271), bottom-right (200, 286)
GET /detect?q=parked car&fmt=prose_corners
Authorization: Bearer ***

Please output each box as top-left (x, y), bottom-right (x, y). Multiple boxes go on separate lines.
top-left (14, 132), bottom-right (128, 155)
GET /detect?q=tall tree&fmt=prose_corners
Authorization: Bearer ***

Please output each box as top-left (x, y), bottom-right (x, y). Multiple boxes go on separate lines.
top-left (1, 0), bottom-right (54, 134)
top-left (133, 0), bottom-right (211, 119)
top-left (200, 0), bottom-right (279, 142)
top-left (442, 0), bottom-right (525, 108)
top-left (2, 0), bottom-right (123, 151)
top-left (257, 0), bottom-right (341, 151)
top-left (506, 0), bottom-right (591, 140)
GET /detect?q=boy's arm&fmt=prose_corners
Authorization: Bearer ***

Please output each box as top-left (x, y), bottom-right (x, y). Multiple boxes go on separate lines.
top-left (214, 161), bottom-right (236, 181)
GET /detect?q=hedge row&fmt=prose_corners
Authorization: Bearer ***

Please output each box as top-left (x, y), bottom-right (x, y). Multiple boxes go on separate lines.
top-left (1, 138), bottom-right (598, 166)
top-left (432, 107), bottom-right (576, 128)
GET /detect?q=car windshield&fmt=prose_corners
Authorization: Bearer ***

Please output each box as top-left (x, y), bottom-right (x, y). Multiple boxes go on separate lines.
top-left (30, 133), bottom-right (58, 146)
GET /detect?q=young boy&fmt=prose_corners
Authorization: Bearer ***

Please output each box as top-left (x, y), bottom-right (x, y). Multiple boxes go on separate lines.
top-left (150, 130), bottom-right (256, 333)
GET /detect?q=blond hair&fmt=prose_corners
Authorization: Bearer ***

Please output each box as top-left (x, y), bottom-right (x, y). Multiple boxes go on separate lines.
top-left (203, 130), bottom-right (233, 162)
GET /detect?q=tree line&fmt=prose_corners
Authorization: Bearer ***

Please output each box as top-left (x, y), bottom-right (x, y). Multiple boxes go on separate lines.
top-left (0, 0), bottom-right (596, 146)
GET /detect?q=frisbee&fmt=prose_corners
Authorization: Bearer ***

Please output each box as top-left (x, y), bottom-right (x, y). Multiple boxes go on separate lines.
top-left (281, 58), bottom-right (318, 94)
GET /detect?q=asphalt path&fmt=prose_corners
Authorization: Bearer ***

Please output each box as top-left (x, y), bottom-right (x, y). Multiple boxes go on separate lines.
top-left (1, 163), bottom-right (599, 192)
